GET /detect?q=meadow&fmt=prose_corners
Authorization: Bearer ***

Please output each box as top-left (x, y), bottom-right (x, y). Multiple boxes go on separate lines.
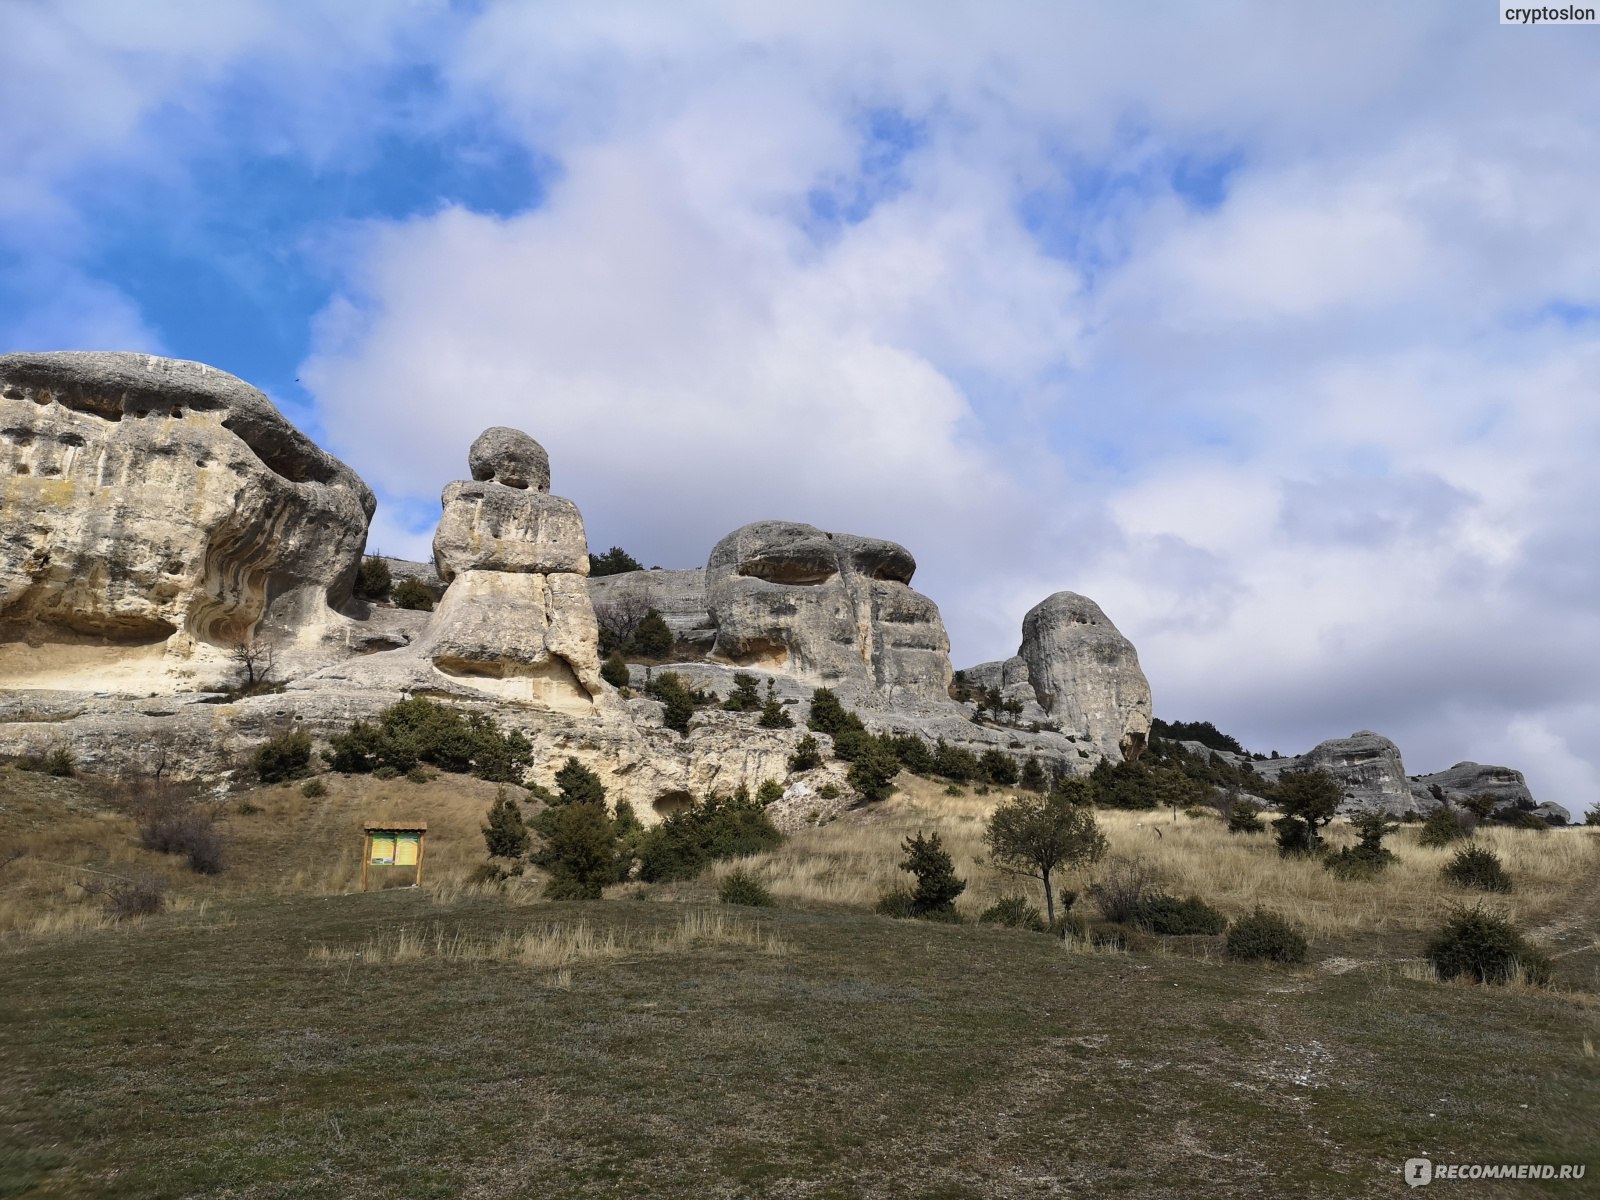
top-left (3, 764), bottom-right (1598, 1197)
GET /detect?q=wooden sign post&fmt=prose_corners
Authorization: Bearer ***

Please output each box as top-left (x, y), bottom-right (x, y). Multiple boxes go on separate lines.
top-left (361, 822), bottom-right (428, 891)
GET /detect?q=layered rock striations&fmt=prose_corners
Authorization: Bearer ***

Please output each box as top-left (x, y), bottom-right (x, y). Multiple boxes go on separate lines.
top-left (0, 352), bottom-right (373, 688)
top-left (415, 427), bottom-right (604, 711)
top-left (704, 520), bottom-right (952, 708)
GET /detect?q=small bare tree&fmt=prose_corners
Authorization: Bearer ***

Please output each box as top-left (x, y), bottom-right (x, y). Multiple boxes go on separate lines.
top-left (593, 594), bottom-right (652, 654)
top-left (230, 636), bottom-right (276, 690)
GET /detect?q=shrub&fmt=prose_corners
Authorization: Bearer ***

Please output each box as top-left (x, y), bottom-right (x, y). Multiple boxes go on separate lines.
top-left (138, 799), bottom-right (225, 875)
top-left (978, 895), bottom-right (1047, 931)
top-left (1018, 757), bottom-right (1047, 793)
top-left (1132, 893), bottom-right (1227, 936)
top-left (1442, 844), bottom-right (1513, 893)
top-left (718, 867), bottom-right (775, 907)
top-left (807, 688), bottom-right (866, 741)
top-left (553, 757), bottom-right (607, 806)
top-left (787, 734), bottom-right (823, 773)
top-left (757, 681), bottom-right (794, 729)
top-left (94, 873), bottom-right (168, 921)
top-left (326, 699), bottom-right (532, 782)
top-left (252, 730), bottom-right (312, 783)
top-left (482, 789), bottom-right (530, 860)
top-left (846, 742), bottom-right (901, 804)
top-left (600, 651), bottom-right (630, 689)
top-left (650, 672), bottom-right (696, 736)
top-left (874, 888), bottom-right (916, 919)
top-left (372, 765), bottom-right (402, 780)
top-left (723, 673), bottom-right (761, 712)
top-left (979, 749), bottom-right (1019, 786)
top-left (932, 740), bottom-right (982, 784)
top-left (816, 783), bottom-right (840, 800)
top-left (756, 779), bottom-right (785, 806)
top-left (405, 765), bottom-right (431, 784)
top-left (354, 555), bottom-right (392, 601)
top-left (1225, 908), bottom-right (1309, 963)
top-left (880, 732), bottom-right (934, 776)
top-left (1324, 808), bottom-right (1399, 879)
top-left (532, 800), bottom-right (618, 900)
top-left (43, 744), bottom-right (75, 777)
top-left (1224, 800), bottom-right (1264, 833)
top-left (896, 831), bottom-right (965, 919)
top-left (1426, 904), bottom-right (1550, 986)
top-left (1088, 857), bottom-right (1159, 924)
top-left (636, 790), bottom-right (783, 882)
top-left (300, 779), bottom-right (327, 799)
top-left (628, 610), bottom-right (674, 658)
top-left (391, 578), bottom-right (434, 611)
top-left (1586, 808), bottom-right (1600, 827)
top-left (1418, 804), bottom-right (1472, 847)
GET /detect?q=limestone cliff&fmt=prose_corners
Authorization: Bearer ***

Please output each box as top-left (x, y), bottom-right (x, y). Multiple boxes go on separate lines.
top-left (0, 352), bottom-right (373, 690)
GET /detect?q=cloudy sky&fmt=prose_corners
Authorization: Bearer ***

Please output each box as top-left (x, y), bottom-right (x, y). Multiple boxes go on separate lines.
top-left (4, 1), bottom-right (1598, 814)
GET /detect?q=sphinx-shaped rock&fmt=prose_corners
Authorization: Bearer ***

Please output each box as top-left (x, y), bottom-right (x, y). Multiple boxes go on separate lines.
top-left (704, 520), bottom-right (952, 707)
top-left (1015, 592), bottom-right (1152, 761)
top-left (0, 352), bottom-right (374, 688)
top-left (416, 428), bottom-right (603, 712)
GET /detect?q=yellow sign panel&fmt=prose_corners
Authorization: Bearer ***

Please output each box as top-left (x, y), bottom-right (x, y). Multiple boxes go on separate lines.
top-left (369, 835), bottom-right (396, 865)
top-left (395, 833), bottom-right (420, 867)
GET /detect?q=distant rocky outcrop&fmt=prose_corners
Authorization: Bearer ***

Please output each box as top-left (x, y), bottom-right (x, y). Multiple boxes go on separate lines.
top-left (961, 592), bottom-right (1152, 762)
top-left (704, 521), bottom-right (953, 709)
top-left (415, 427), bottom-right (604, 712)
top-left (0, 352), bottom-right (373, 690)
top-left (1249, 733), bottom-right (1553, 820)
top-left (1251, 730), bottom-right (1412, 814)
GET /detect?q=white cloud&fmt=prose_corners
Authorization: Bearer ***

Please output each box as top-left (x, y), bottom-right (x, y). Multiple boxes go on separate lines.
top-left (6, 1), bottom-right (1600, 815)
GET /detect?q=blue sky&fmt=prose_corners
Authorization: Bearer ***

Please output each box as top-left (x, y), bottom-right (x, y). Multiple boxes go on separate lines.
top-left (4, 1), bottom-right (1599, 815)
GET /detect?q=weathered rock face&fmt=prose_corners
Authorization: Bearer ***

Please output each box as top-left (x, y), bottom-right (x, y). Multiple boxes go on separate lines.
top-left (1014, 592), bottom-right (1152, 761)
top-left (588, 568), bottom-right (716, 650)
top-left (1253, 730), bottom-right (1414, 814)
top-left (417, 430), bottom-right (603, 711)
top-left (1409, 761), bottom-right (1538, 814)
top-left (0, 352), bottom-right (374, 688)
top-left (467, 426), bottom-right (549, 493)
top-left (704, 521), bottom-right (952, 707)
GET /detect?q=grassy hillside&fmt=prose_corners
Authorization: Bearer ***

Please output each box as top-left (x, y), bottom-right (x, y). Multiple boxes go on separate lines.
top-left (3, 766), bottom-right (1598, 1197)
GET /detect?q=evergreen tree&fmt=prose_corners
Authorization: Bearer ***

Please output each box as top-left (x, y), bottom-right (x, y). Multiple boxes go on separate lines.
top-left (847, 740), bottom-right (900, 803)
top-left (898, 831), bottom-right (965, 918)
top-left (600, 651), bottom-right (630, 689)
top-left (628, 609), bottom-right (674, 657)
top-left (979, 749), bottom-right (1019, 787)
top-left (482, 788), bottom-right (530, 860)
top-left (553, 757), bottom-right (607, 806)
top-left (723, 673), bottom-right (762, 712)
top-left (1019, 756), bottom-right (1047, 793)
top-left (353, 554), bottom-right (392, 601)
top-left (806, 687), bottom-right (864, 739)
top-left (787, 734), bottom-right (823, 772)
top-left (1274, 768), bottom-right (1343, 856)
top-left (757, 680), bottom-right (794, 729)
top-left (533, 800), bottom-right (619, 899)
top-left (651, 671), bottom-right (695, 736)
top-left (588, 546), bottom-right (644, 576)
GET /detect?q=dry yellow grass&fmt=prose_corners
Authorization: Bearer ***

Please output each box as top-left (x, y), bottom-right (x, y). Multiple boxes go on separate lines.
top-left (307, 909), bottom-right (786, 973)
top-left (710, 774), bottom-right (1600, 941)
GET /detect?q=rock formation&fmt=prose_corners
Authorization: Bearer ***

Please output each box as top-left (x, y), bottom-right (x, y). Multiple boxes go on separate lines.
top-left (962, 592), bottom-right (1152, 762)
top-left (1407, 761), bottom-right (1542, 816)
top-left (415, 427), bottom-right (604, 712)
top-left (704, 520), bottom-right (952, 708)
top-left (0, 352), bottom-right (373, 690)
top-left (588, 568), bottom-right (716, 651)
top-left (1251, 730), bottom-right (1413, 814)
